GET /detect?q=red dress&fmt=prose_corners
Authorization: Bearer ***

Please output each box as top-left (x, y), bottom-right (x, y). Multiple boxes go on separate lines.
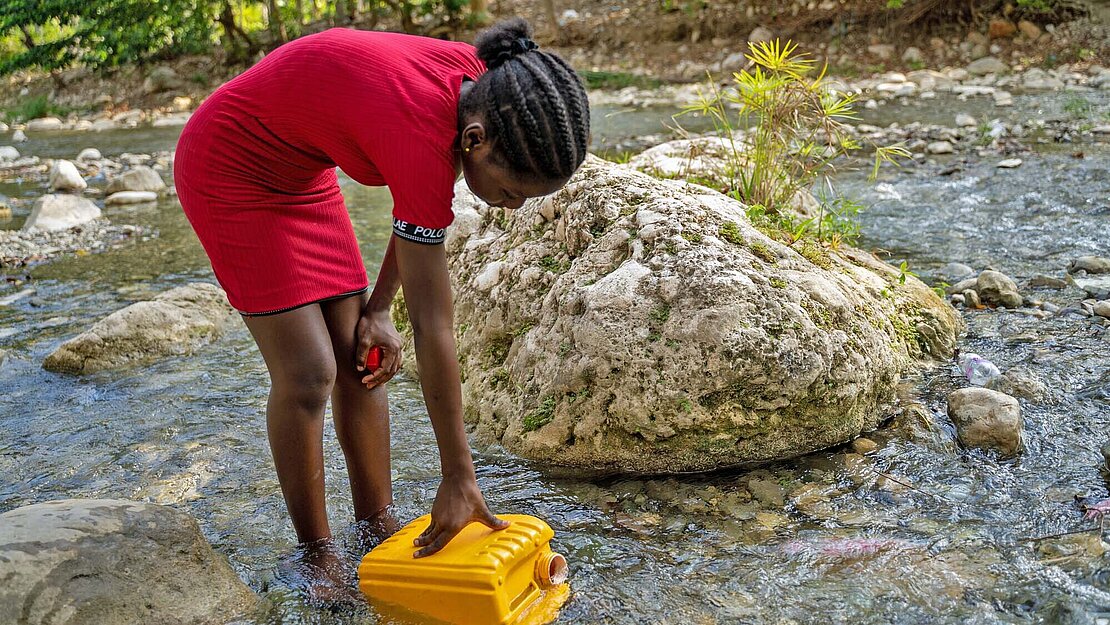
top-left (174, 29), bottom-right (485, 315)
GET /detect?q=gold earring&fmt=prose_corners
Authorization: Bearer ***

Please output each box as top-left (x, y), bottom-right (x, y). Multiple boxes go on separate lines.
top-left (464, 147), bottom-right (471, 152)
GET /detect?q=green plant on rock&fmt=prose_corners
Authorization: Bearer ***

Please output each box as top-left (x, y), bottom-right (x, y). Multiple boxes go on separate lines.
top-left (523, 395), bottom-right (557, 432)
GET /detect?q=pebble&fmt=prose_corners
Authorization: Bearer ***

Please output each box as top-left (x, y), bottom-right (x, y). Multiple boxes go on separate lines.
top-left (955, 113), bottom-right (978, 127)
top-left (927, 141), bottom-right (955, 154)
top-left (996, 158), bottom-right (1022, 168)
top-left (851, 437), bottom-right (879, 454)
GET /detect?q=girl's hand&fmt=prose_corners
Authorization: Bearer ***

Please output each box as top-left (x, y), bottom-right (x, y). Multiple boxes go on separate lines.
top-left (413, 473), bottom-right (509, 558)
top-left (356, 308), bottom-right (403, 389)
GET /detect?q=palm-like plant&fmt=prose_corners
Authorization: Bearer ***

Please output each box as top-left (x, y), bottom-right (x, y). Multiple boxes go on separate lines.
top-left (681, 39), bottom-right (908, 224)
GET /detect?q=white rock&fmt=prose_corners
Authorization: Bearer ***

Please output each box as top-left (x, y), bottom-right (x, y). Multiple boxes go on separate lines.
top-left (408, 154), bottom-right (961, 472)
top-left (43, 283), bottom-right (237, 373)
top-left (90, 119), bottom-right (119, 132)
top-left (955, 113), bottom-right (978, 127)
top-left (0, 146), bottom-right (19, 162)
top-left (106, 166), bottom-right (166, 194)
top-left (48, 160), bottom-right (87, 192)
top-left (23, 194), bottom-right (101, 232)
top-left (558, 8), bottom-right (579, 24)
top-left (927, 141), bottom-right (955, 154)
top-left (25, 117), bottom-right (64, 132)
top-left (1021, 68), bottom-right (1065, 90)
top-left (966, 56), bottom-right (1010, 76)
top-left (952, 85), bottom-right (996, 96)
top-left (996, 158), bottom-right (1022, 168)
top-left (77, 148), bottom-right (102, 161)
top-left (12, 129), bottom-right (27, 143)
top-left (105, 191), bottom-right (159, 205)
top-left (1092, 125), bottom-right (1110, 134)
top-left (993, 90), bottom-right (1014, 106)
top-left (151, 114), bottom-right (191, 128)
top-left (868, 44), bottom-right (896, 60)
top-left (947, 68), bottom-right (970, 81)
top-left (0, 122), bottom-right (7, 132)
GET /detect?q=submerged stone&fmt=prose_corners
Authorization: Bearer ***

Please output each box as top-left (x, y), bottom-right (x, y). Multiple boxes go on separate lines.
top-left (0, 499), bottom-right (256, 625)
top-left (43, 282), bottom-right (236, 374)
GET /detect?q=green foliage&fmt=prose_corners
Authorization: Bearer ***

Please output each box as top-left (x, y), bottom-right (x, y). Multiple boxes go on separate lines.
top-left (522, 395), bottom-right (556, 432)
top-left (680, 39), bottom-right (908, 219)
top-left (4, 94), bottom-right (66, 123)
top-left (897, 260), bottom-right (917, 285)
top-left (0, 1), bottom-right (216, 74)
top-left (579, 70), bottom-right (663, 90)
top-left (718, 221), bottom-right (744, 245)
top-left (1063, 96), bottom-right (1093, 118)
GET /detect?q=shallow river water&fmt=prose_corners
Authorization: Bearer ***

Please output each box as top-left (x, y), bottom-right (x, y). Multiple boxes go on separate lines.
top-left (1, 93), bottom-right (1108, 624)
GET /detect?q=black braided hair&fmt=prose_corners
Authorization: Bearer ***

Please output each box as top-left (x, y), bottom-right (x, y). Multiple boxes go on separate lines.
top-left (465, 18), bottom-right (590, 180)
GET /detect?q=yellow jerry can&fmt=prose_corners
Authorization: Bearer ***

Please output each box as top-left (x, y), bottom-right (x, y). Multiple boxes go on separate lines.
top-left (358, 514), bottom-right (570, 625)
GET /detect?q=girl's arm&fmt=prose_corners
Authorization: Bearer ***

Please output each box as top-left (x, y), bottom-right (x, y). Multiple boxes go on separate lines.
top-left (392, 237), bottom-right (508, 557)
top-left (358, 237), bottom-right (403, 386)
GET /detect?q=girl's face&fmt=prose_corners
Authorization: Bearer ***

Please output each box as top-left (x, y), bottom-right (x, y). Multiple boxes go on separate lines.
top-left (458, 122), bottom-right (568, 209)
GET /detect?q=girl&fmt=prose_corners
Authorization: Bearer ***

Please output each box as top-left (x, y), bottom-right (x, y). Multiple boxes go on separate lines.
top-left (174, 18), bottom-right (590, 594)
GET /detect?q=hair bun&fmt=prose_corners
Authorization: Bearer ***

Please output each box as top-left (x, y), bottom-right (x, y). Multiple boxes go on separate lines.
top-left (474, 18), bottom-right (537, 70)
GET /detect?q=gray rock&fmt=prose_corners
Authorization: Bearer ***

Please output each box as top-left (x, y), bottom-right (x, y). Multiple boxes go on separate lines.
top-left (1068, 256), bottom-right (1110, 275)
top-left (0, 121), bottom-right (7, 132)
top-left (748, 26), bottom-right (774, 44)
top-left (12, 129), bottom-right (28, 143)
top-left (868, 44), bottom-right (896, 60)
top-left (938, 262), bottom-right (974, 281)
top-left (1029, 274), bottom-right (1067, 288)
top-left (986, 367), bottom-right (1051, 402)
top-left (947, 277), bottom-right (979, 294)
top-left (1094, 300), bottom-right (1110, 319)
top-left (142, 66), bottom-right (183, 94)
top-left (1070, 275), bottom-right (1110, 299)
top-left (748, 478), bottom-right (786, 507)
top-left (902, 46), bottom-right (924, 64)
top-left (963, 289), bottom-right (982, 308)
top-left (23, 195), bottom-right (101, 232)
top-left (105, 191), bottom-right (159, 206)
top-left (996, 158), bottom-right (1022, 169)
top-left (993, 90), bottom-right (1014, 106)
top-left (105, 165), bottom-right (166, 194)
top-left (927, 141), bottom-right (955, 154)
top-left (947, 387), bottom-right (1023, 456)
top-left (412, 155), bottom-right (961, 472)
top-left (89, 119), bottom-right (118, 132)
top-left (76, 148), bottom-right (102, 162)
top-left (0, 145), bottom-right (19, 162)
top-left (25, 117), bottom-right (64, 132)
top-left (48, 159), bottom-right (87, 192)
top-left (967, 56), bottom-right (1010, 76)
top-left (0, 499), bottom-right (256, 625)
top-left (152, 114), bottom-right (191, 128)
top-left (1022, 68), bottom-right (1065, 90)
top-left (976, 270), bottom-right (1023, 308)
top-left (43, 283), bottom-right (236, 374)
top-left (955, 113), bottom-right (978, 127)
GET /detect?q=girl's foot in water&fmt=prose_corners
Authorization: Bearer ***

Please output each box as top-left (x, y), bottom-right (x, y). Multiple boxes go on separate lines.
top-left (277, 537), bottom-right (363, 607)
top-left (352, 505), bottom-right (403, 555)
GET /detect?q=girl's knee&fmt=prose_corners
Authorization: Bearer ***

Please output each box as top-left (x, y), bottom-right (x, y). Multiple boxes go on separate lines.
top-left (271, 357), bottom-right (337, 410)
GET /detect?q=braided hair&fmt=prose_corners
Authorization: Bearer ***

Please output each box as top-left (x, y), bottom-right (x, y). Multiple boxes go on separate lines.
top-left (464, 18), bottom-right (590, 181)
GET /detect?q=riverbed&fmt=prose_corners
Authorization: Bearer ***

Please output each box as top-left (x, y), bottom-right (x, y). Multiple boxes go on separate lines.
top-left (1, 90), bottom-right (1108, 624)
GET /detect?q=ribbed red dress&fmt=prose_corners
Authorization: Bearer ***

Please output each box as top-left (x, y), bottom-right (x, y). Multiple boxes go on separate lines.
top-left (174, 29), bottom-right (486, 315)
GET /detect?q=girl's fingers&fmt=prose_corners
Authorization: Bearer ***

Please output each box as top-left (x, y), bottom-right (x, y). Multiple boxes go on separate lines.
top-left (414, 531), bottom-right (453, 558)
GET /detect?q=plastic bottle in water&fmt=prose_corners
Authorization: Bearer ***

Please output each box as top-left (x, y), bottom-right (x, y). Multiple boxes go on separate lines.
top-left (957, 352), bottom-right (1001, 386)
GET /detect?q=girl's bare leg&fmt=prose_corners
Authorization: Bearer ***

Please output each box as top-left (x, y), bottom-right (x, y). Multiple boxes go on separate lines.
top-left (320, 293), bottom-right (400, 545)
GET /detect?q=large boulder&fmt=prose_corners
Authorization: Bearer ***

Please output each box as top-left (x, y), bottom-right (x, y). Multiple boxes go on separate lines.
top-left (105, 165), bottom-right (166, 194)
top-left (0, 499), bottom-right (256, 625)
top-left (48, 159), bottom-right (87, 192)
top-left (947, 387), bottom-right (1023, 456)
top-left (404, 155), bottom-right (959, 473)
top-left (43, 282), bottom-right (237, 374)
top-left (25, 117), bottom-right (64, 132)
top-left (23, 194), bottom-right (101, 232)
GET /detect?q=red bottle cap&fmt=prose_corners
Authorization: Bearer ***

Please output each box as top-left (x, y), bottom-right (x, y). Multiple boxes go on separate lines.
top-left (365, 346), bottom-right (383, 371)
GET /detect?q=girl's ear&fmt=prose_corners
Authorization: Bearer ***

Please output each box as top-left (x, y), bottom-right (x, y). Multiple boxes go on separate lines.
top-left (461, 122), bottom-right (487, 152)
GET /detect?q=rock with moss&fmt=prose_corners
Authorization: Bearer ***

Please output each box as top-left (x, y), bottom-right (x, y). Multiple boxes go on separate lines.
top-left (0, 499), bottom-right (256, 625)
top-left (402, 155), bottom-right (958, 473)
top-left (43, 282), bottom-right (236, 374)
